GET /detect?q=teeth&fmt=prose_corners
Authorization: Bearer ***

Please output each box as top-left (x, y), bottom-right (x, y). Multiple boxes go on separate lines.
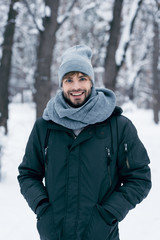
top-left (71, 92), bottom-right (83, 96)
top-left (73, 93), bottom-right (81, 96)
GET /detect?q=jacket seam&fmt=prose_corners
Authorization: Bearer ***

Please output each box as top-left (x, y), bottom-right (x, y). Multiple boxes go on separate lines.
top-left (63, 151), bottom-right (70, 235)
top-left (74, 146), bottom-right (81, 235)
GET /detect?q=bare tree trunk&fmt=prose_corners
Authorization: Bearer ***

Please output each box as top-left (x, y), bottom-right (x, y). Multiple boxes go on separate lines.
top-left (0, 0), bottom-right (19, 134)
top-left (34, 0), bottom-right (78, 118)
top-left (152, 20), bottom-right (160, 124)
top-left (104, 0), bottom-right (143, 91)
top-left (103, 0), bottom-right (123, 91)
top-left (34, 0), bottom-right (60, 118)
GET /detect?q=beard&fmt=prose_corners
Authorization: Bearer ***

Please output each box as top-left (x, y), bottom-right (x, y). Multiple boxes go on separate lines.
top-left (62, 88), bottom-right (92, 108)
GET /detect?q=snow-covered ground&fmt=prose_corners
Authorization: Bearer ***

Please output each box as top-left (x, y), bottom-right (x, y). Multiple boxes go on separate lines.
top-left (0, 102), bottom-right (160, 239)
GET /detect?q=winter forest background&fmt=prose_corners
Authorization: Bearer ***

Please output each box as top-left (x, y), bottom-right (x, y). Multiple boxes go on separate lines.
top-left (0, 0), bottom-right (160, 239)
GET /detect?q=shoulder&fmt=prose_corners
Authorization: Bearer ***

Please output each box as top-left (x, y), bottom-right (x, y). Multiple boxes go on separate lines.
top-left (110, 106), bottom-right (138, 140)
top-left (32, 118), bottom-right (53, 139)
top-left (35, 117), bottom-right (48, 127)
top-left (111, 106), bottom-right (123, 116)
top-left (35, 117), bottom-right (57, 129)
top-left (111, 106), bottom-right (134, 125)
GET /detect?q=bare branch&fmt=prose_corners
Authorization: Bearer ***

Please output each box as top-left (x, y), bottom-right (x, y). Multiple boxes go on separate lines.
top-left (155, 0), bottom-right (160, 9)
top-left (56, 0), bottom-right (78, 30)
top-left (22, 0), bottom-right (41, 32)
top-left (116, 0), bottom-right (143, 67)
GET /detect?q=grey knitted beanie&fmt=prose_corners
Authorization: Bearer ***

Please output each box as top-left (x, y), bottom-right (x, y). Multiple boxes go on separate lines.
top-left (58, 45), bottom-right (95, 86)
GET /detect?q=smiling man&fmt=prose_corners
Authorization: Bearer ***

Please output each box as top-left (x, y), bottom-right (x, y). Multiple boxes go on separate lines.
top-left (18, 45), bottom-right (151, 240)
top-left (62, 72), bottom-right (92, 107)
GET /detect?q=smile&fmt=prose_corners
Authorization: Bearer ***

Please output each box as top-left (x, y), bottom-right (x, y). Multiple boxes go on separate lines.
top-left (70, 91), bottom-right (85, 96)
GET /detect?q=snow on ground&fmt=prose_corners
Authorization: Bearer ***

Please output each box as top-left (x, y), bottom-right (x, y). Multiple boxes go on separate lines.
top-left (119, 103), bottom-right (160, 240)
top-left (0, 103), bottom-right (39, 239)
top-left (0, 102), bottom-right (160, 240)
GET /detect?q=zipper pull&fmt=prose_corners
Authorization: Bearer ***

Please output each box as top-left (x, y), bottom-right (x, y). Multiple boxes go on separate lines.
top-left (106, 147), bottom-right (111, 165)
top-left (105, 147), bottom-right (112, 186)
top-left (44, 146), bottom-right (48, 166)
top-left (45, 146), bottom-right (48, 156)
top-left (124, 143), bottom-right (128, 152)
top-left (44, 146), bottom-right (49, 174)
top-left (124, 143), bottom-right (130, 168)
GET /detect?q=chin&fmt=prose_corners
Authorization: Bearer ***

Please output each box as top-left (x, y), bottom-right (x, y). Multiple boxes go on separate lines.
top-left (70, 102), bottom-right (84, 108)
top-left (63, 93), bottom-right (91, 108)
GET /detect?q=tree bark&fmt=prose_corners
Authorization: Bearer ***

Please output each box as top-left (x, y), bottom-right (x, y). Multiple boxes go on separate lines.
top-left (34, 0), bottom-right (60, 118)
top-left (0, 0), bottom-right (19, 134)
top-left (103, 0), bottom-right (123, 91)
top-left (103, 0), bottom-right (143, 91)
top-left (152, 20), bottom-right (160, 124)
top-left (34, 0), bottom-right (78, 118)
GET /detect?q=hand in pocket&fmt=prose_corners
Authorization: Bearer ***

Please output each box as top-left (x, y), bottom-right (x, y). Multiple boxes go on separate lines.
top-left (83, 205), bottom-right (116, 240)
top-left (37, 204), bottom-right (57, 240)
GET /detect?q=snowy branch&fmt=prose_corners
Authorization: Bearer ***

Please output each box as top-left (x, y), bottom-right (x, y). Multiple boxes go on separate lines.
top-left (127, 24), bottom-right (152, 89)
top-left (22, 0), bottom-right (44, 32)
top-left (155, 0), bottom-right (160, 9)
top-left (57, 0), bottom-right (78, 30)
top-left (13, 1), bottom-right (21, 12)
top-left (153, 0), bottom-right (160, 22)
top-left (80, 2), bottom-right (97, 14)
top-left (45, 5), bottom-right (51, 18)
top-left (69, 2), bottom-right (99, 17)
top-left (116, 0), bottom-right (143, 67)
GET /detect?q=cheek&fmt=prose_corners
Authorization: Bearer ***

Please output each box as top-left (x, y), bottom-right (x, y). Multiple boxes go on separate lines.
top-left (62, 86), bottom-right (69, 94)
top-left (87, 83), bottom-right (92, 92)
top-left (88, 80), bottom-right (92, 88)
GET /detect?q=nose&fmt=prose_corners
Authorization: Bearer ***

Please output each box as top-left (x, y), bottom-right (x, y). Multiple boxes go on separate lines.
top-left (72, 79), bottom-right (81, 90)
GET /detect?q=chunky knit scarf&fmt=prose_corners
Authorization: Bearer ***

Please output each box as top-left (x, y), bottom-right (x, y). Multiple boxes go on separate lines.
top-left (42, 87), bottom-right (116, 130)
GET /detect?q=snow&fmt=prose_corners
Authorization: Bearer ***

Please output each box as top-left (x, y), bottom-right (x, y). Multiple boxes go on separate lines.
top-left (57, 1), bottom-right (97, 23)
top-left (96, 1), bottom-right (113, 22)
top-left (0, 103), bottom-right (38, 239)
top-left (13, 2), bottom-right (22, 12)
top-left (36, 19), bottom-right (45, 31)
top-left (116, 0), bottom-right (141, 66)
top-left (0, 102), bottom-right (160, 239)
top-left (45, 6), bottom-right (51, 18)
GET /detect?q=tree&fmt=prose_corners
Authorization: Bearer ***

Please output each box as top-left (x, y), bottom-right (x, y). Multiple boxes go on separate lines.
top-left (34, 0), bottom-right (60, 118)
top-left (23, 0), bottom-right (78, 118)
top-left (103, 0), bottom-right (143, 91)
top-left (103, 0), bottom-right (123, 91)
top-left (152, 0), bottom-right (160, 124)
top-left (0, 0), bottom-right (19, 134)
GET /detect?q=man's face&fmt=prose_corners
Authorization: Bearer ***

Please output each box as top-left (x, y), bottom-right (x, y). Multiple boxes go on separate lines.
top-left (62, 72), bottom-right (92, 108)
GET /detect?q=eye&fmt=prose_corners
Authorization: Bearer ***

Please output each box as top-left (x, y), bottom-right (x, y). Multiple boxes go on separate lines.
top-left (65, 79), bottom-right (72, 83)
top-left (80, 77), bottom-right (87, 81)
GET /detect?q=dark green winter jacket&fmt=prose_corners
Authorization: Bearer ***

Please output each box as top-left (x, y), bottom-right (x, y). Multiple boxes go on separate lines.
top-left (18, 107), bottom-right (151, 240)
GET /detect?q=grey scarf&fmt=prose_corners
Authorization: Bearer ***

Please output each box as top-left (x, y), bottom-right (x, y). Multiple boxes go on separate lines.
top-left (42, 87), bottom-right (116, 130)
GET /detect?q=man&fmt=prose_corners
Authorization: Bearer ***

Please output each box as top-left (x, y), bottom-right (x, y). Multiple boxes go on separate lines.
top-left (18, 45), bottom-right (151, 240)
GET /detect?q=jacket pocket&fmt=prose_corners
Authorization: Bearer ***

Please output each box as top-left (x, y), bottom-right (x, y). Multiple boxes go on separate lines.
top-left (82, 205), bottom-right (116, 240)
top-left (37, 204), bottom-right (57, 240)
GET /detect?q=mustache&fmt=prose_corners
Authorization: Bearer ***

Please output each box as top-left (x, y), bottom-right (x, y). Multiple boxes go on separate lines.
top-left (68, 89), bottom-right (86, 93)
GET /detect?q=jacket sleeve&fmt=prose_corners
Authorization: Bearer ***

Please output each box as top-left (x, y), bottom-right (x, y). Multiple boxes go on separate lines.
top-left (101, 116), bottom-right (151, 222)
top-left (17, 119), bottom-right (48, 214)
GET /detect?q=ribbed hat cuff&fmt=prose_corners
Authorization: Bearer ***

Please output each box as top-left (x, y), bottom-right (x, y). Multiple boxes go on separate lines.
top-left (58, 60), bottom-right (94, 87)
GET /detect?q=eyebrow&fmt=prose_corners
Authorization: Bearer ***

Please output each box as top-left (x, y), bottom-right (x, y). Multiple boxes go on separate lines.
top-left (78, 75), bottom-right (87, 78)
top-left (64, 74), bottom-right (87, 80)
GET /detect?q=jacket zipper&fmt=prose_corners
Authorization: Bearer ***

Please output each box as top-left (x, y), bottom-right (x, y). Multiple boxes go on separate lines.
top-left (106, 147), bottom-right (112, 186)
top-left (124, 143), bottom-right (130, 169)
top-left (44, 146), bottom-right (48, 173)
